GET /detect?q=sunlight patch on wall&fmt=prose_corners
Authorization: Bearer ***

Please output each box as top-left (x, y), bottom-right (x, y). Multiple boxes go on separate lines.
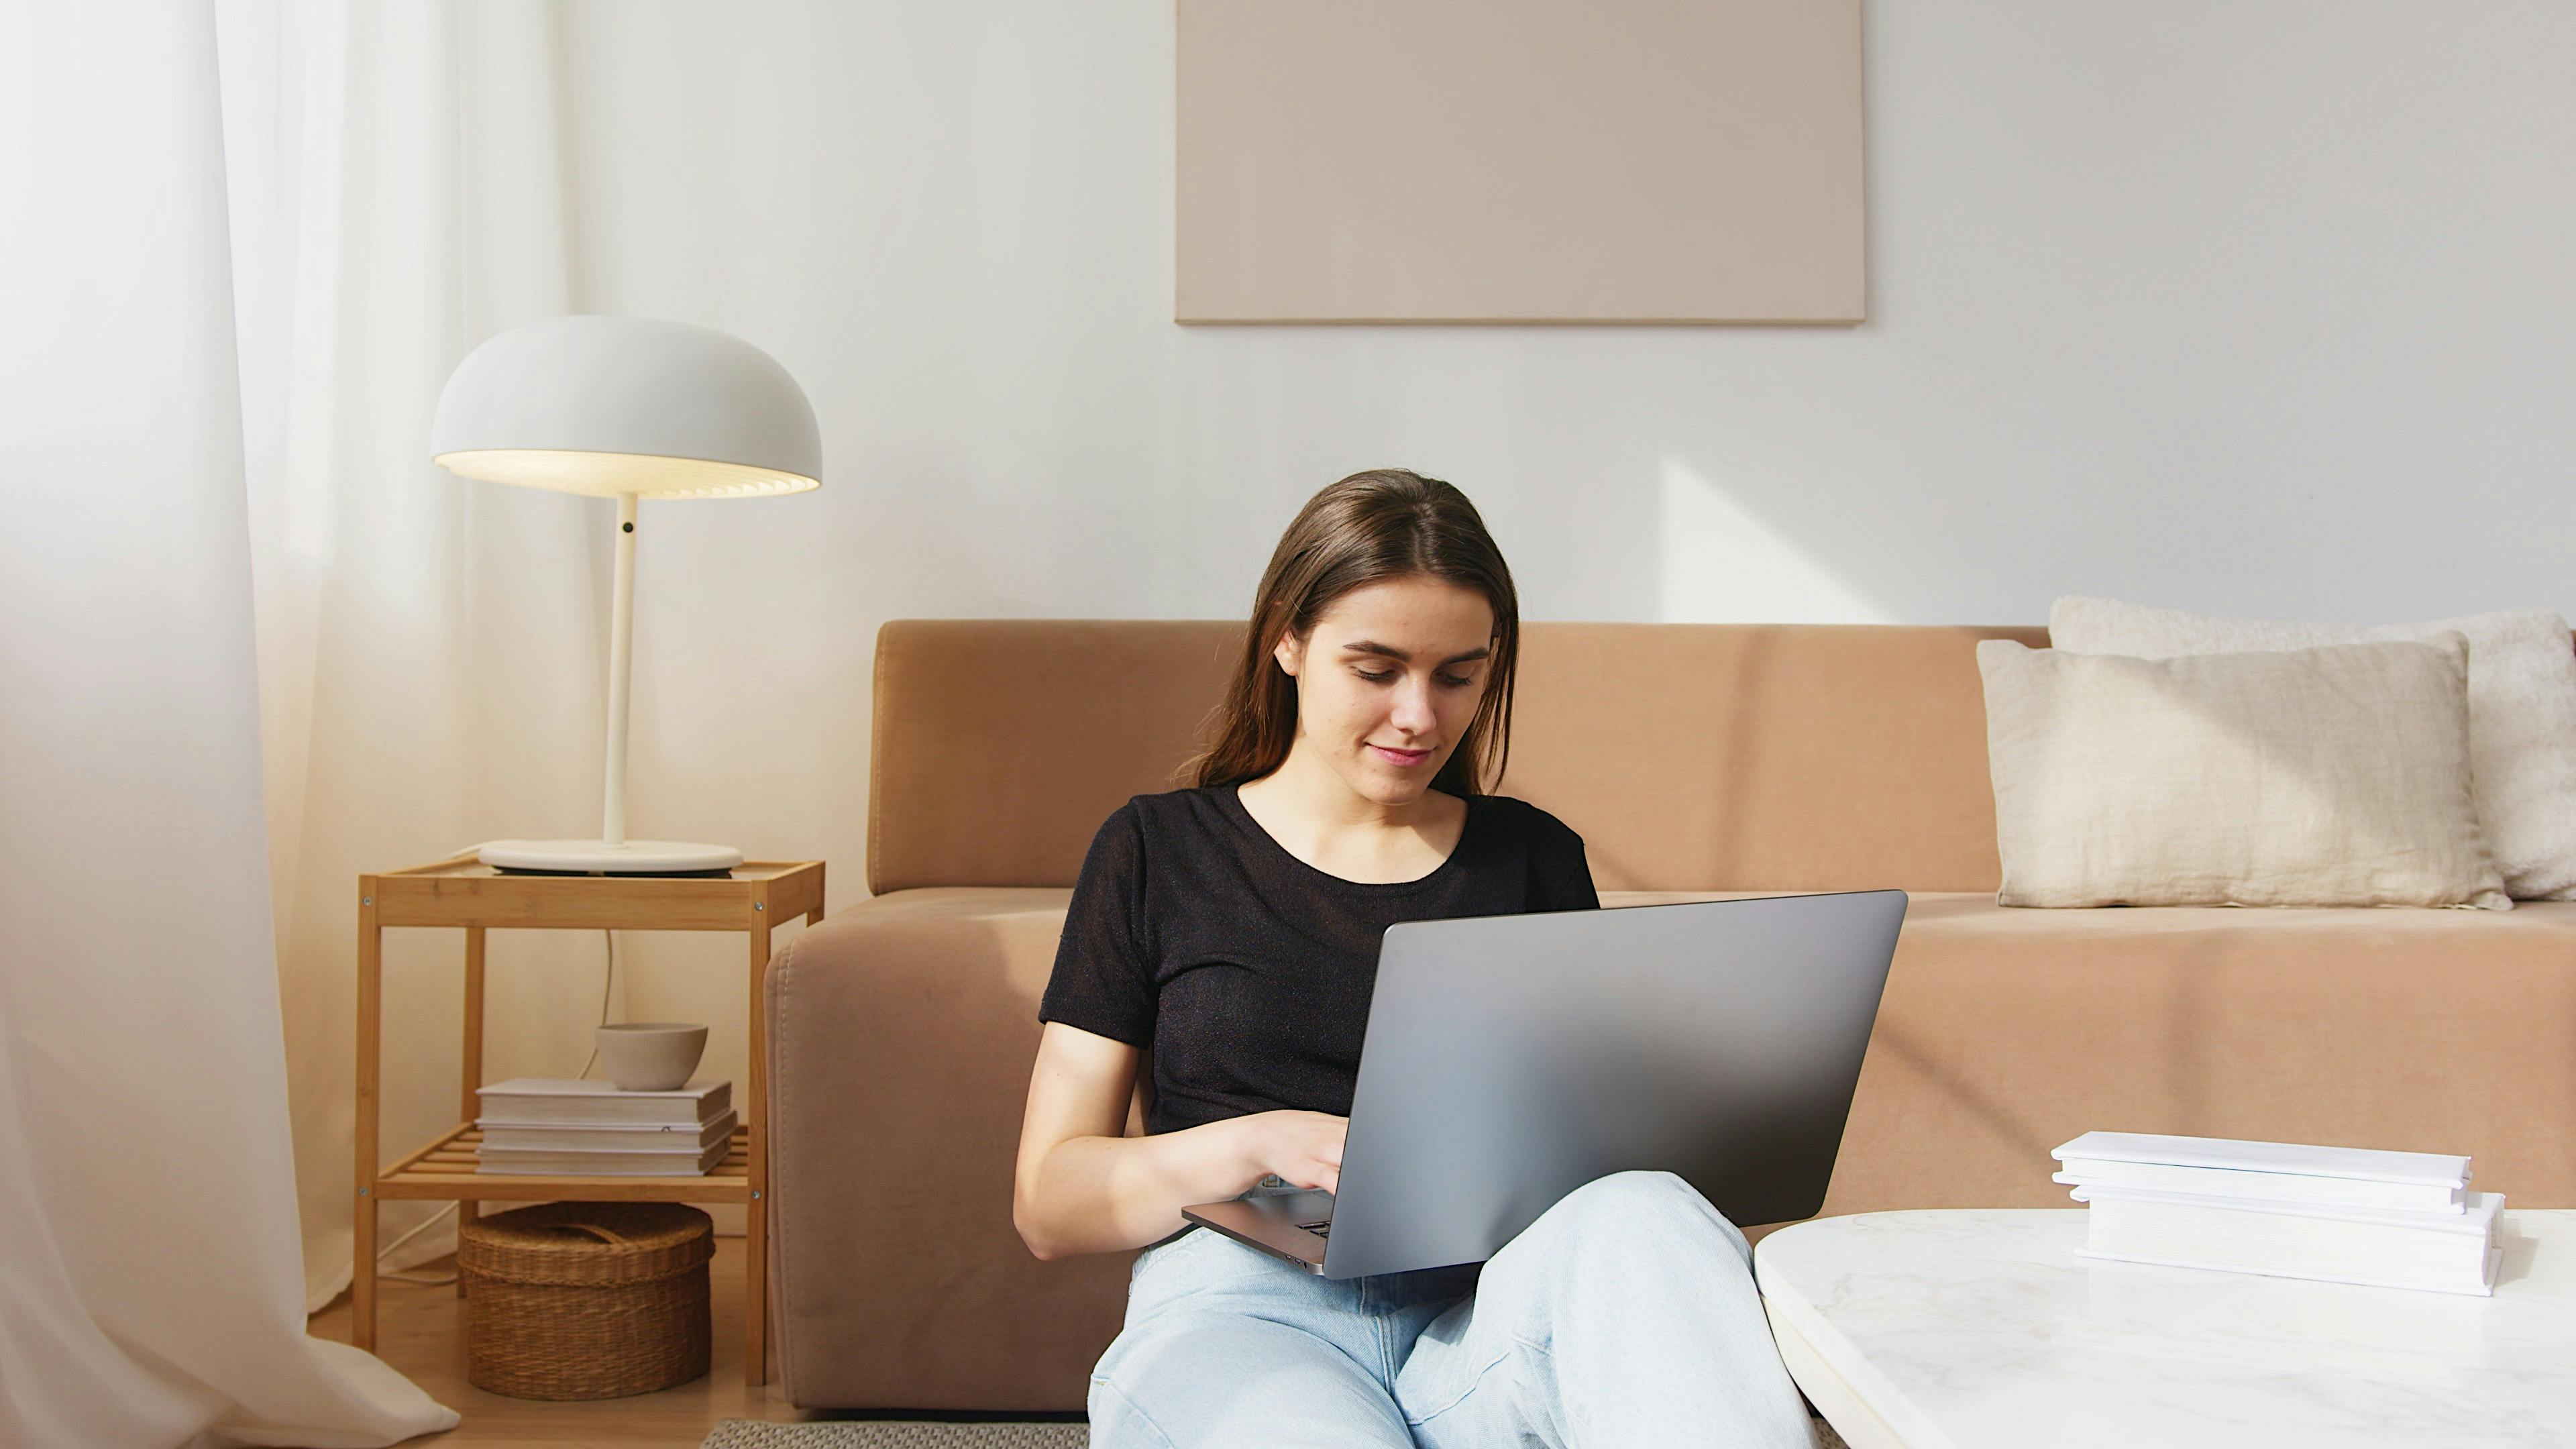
top-left (1656, 456), bottom-right (1892, 623)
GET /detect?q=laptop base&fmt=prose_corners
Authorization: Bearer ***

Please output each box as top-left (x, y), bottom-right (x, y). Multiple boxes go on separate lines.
top-left (1181, 1189), bottom-right (1335, 1273)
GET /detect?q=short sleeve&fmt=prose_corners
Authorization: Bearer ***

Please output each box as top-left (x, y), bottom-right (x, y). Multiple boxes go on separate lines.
top-left (1531, 810), bottom-right (1601, 913)
top-left (1037, 803), bottom-right (1158, 1046)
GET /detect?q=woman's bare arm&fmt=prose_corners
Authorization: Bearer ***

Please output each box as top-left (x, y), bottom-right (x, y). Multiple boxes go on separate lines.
top-left (1012, 1022), bottom-right (1347, 1259)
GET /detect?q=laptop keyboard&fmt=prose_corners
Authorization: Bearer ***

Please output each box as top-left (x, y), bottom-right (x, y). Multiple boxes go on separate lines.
top-left (1296, 1220), bottom-right (1332, 1238)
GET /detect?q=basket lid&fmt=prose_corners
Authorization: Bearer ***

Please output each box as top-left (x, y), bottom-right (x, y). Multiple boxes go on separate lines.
top-left (457, 1201), bottom-right (715, 1287)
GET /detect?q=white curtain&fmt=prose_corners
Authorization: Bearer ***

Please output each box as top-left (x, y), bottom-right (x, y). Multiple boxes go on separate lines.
top-left (227, 0), bottom-right (623, 1313)
top-left (3, 1), bottom-right (612, 1441)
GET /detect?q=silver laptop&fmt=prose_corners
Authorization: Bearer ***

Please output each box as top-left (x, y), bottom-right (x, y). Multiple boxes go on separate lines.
top-left (1181, 890), bottom-right (1907, 1278)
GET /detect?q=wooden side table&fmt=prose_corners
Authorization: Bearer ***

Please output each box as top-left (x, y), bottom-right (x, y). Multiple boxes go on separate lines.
top-left (352, 853), bottom-right (823, 1385)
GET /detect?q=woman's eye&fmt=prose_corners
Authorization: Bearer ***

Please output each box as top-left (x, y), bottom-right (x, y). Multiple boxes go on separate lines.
top-left (1354, 667), bottom-right (1477, 687)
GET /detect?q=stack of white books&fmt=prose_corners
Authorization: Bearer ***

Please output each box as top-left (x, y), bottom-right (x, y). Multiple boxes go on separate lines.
top-left (475, 1077), bottom-right (735, 1176)
top-left (2052, 1131), bottom-right (2503, 1296)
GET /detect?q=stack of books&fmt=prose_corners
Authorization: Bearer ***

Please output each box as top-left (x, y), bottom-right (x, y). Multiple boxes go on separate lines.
top-left (475, 1077), bottom-right (735, 1176)
top-left (2052, 1131), bottom-right (2502, 1295)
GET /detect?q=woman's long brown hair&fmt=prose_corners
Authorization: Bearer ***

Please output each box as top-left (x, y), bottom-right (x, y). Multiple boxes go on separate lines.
top-left (1187, 469), bottom-right (1520, 796)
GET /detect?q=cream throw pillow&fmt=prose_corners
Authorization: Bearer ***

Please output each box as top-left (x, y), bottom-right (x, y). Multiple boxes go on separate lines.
top-left (2051, 596), bottom-right (2576, 898)
top-left (1978, 637), bottom-right (2510, 910)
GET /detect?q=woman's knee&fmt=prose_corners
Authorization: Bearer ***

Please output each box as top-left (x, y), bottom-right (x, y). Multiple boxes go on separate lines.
top-left (1091, 1313), bottom-right (1413, 1449)
top-left (1527, 1171), bottom-right (1752, 1267)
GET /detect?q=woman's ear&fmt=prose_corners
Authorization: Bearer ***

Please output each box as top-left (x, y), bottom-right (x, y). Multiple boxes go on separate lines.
top-left (1271, 631), bottom-right (1303, 678)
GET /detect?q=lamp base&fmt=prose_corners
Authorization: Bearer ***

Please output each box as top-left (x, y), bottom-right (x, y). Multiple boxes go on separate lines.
top-left (476, 839), bottom-right (745, 876)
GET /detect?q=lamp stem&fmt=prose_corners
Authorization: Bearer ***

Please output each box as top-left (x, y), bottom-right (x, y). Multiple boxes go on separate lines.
top-left (603, 492), bottom-right (637, 847)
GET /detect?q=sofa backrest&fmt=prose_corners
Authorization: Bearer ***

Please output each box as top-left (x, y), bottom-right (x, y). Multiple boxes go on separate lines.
top-left (867, 619), bottom-right (2048, 896)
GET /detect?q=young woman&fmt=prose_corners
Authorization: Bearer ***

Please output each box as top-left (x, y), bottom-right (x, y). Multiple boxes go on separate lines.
top-left (1012, 470), bottom-right (1818, 1448)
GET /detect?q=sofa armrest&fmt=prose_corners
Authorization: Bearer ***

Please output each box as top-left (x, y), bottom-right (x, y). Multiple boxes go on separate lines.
top-left (765, 888), bottom-right (1132, 1410)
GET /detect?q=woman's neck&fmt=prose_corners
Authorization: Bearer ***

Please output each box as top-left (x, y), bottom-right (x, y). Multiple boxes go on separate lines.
top-left (1244, 740), bottom-right (1446, 833)
top-left (1233, 742), bottom-right (1467, 885)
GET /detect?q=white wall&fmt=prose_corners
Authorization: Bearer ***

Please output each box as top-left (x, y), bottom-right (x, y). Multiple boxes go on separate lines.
top-left (423, 0), bottom-right (2573, 1182)
top-left (552, 0), bottom-right (2576, 636)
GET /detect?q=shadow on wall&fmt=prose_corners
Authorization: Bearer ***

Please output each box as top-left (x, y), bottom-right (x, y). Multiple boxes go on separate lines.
top-left (1654, 454), bottom-right (1896, 625)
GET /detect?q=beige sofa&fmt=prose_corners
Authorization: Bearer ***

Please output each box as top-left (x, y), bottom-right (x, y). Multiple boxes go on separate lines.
top-left (763, 619), bottom-right (2576, 1409)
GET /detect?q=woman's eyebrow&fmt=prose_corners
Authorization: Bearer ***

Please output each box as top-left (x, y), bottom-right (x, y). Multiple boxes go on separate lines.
top-left (1341, 641), bottom-right (1492, 665)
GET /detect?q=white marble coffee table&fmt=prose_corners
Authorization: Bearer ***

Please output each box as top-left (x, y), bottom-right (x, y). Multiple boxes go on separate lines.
top-left (1754, 1208), bottom-right (2576, 1448)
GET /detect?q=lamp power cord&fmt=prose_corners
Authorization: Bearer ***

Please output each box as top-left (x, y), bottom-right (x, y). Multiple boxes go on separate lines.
top-left (374, 919), bottom-right (617, 1289)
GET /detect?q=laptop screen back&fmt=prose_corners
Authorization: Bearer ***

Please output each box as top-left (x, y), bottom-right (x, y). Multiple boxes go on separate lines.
top-left (1320, 890), bottom-right (1907, 1279)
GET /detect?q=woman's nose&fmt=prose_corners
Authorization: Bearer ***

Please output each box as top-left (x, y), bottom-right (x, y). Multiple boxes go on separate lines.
top-left (1389, 678), bottom-right (1437, 735)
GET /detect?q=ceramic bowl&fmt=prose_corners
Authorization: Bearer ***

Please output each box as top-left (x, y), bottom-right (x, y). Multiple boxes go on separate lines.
top-left (595, 1022), bottom-right (708, 1091)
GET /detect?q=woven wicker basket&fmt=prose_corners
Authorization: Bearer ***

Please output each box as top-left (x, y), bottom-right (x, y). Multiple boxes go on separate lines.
top-left (457, 1201), bottom-right (714, 1399)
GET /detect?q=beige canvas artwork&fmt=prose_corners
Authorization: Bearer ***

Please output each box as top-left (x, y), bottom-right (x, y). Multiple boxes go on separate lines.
top-left (1175, 0), bottom-right (1866, 325)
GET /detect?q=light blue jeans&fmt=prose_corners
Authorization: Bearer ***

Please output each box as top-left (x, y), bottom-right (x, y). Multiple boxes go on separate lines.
top-left (1087, 1171), bottom-right (1820, 1448)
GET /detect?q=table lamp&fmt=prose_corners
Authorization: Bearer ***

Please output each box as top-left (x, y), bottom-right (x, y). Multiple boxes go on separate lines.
top-left (430, 315), bottom-right (820, 875)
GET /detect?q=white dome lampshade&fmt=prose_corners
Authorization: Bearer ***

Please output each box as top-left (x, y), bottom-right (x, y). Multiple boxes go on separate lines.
top-left (431, 316), bottom-right (821, 875)
top-left (432, 315), bottom-right (820, 497)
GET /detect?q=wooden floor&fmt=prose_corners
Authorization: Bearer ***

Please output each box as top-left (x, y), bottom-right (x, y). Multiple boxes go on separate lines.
top-left (307, 1238), bottom-right (808, 1448)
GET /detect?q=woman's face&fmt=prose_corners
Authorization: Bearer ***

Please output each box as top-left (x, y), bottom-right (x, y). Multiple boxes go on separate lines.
top-left (1274, 576), bottom-right (1497, 808)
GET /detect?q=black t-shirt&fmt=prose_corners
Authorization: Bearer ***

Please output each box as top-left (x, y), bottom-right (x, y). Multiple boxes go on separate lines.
top-left (1038, 784), bottom-right (1600, 1136)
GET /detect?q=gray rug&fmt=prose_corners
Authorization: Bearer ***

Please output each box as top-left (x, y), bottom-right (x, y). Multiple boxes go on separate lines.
top-left (702, 1424), bottom-right (1085, 1449)
top-left (702, 1417), bottom-right (1847, 1448)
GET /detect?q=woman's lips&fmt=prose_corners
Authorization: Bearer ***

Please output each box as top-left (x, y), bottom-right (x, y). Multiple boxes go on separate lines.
top-left (1368, 744), bottom-right (1433, 767)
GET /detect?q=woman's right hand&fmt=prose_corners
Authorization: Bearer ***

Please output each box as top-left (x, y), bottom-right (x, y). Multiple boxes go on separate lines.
top-left (1230, 1110), bottom-right (1348, 1195)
